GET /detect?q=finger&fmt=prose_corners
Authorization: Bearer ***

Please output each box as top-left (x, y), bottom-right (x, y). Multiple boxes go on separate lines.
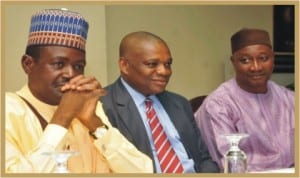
top-left (67, 76), bottom-right (99, 91)
top-left (68, 75), bottom-right (84, 85)
top-left (91, 88), bottom-right (107, 98)
top-left (61, 82), bottom-right (83, 91)
top-left (73, 77), bottom-right (102, 91)
top-left (76, 81), bottom-right (102, 91)
top-left (63, 75), bottom-right (97, 91)
top-left (61, 83), bottom-right (73, 92)
top-left (60, 75), bottom-right (84, 92)
top-left (74, 76), bottom-right (98, 88)
top-left (66, 75), bottom-right (85, 89)
top-left (96, 88), bottom-right (107, 96)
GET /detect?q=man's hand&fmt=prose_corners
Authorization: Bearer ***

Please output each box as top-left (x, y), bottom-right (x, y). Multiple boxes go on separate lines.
top-left (61, 75), bottom-right (106, 93)
top-left (50, 75), bottom-right (106, 129)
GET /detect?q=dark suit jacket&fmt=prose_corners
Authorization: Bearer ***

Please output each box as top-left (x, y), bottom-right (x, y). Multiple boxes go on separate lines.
top-left (100, 78), bottom-right (220, 173)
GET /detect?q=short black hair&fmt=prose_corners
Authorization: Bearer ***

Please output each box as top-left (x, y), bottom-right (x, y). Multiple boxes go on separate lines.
top-left (25, 45), bottom-right (41, 60)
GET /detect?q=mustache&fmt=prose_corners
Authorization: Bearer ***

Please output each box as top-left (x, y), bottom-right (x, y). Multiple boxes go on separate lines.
top-left (54, 78), bottom-right (70, 88)
top-left (248, 72), bottom-right (265, 76)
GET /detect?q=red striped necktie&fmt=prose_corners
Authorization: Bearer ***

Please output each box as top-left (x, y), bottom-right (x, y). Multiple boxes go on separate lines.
top-left (145, 98), bottom-right (184, 173)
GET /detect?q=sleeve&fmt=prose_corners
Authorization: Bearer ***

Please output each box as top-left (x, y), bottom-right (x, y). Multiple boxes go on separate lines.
top-left (92, 102), bottom-right (153, 173)
top-left (194, 97), bottom-right (237, 171)
top-left (180, 96), bottom-right (219, 173)
top-left (5, 94), bottom-right (68, 173)
top-left (6, 124), bottom-right (68, 173)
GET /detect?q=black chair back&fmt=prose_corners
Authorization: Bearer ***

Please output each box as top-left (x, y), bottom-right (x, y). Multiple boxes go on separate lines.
top-left (189, 95), bottom-right (207, 113)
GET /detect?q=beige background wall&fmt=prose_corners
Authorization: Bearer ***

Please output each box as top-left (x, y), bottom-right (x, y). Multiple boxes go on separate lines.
top-left (105, 5), bottom-right (295, 99)
top-left (3, 3), bottom-right (295, 100)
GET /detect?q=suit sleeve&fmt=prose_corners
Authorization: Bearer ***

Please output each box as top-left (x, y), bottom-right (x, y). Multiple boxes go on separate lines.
top-left (92, 102), bottom-right (154, 173)
top-left (181, 96), bottom-right (220, 173)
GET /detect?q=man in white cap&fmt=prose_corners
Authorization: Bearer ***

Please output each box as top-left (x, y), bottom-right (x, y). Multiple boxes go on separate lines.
top-left (194, 28), bottom-right (294, 172)
top-left (5, 8), bottom-right (152, 173)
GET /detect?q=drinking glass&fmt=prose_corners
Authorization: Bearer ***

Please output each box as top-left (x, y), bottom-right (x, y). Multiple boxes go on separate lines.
top-left (221, 133), bottom-right (249, 173)
top-left (42, 150), bottom-right (79, 173)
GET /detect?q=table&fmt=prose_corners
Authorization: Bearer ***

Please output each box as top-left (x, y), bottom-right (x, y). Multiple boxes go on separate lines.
top-left (251, 167), bottom-right (295, 173)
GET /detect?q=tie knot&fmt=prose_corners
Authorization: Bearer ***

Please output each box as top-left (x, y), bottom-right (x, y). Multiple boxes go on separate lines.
top-left (145, 98), bottom-right (152, 108)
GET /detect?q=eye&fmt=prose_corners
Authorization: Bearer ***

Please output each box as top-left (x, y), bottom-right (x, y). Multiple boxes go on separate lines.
top-left (74, 63), bottom-right (85, 72)
top-left (164, 61), bottom-right (172, 68)
top-left (52, 61), bottom-right (64, 69)
top-left (258, 55), bottom-right (270, 62)
top-left (238, 56), bottom-right (251, 64)
top-left (145, 61), bottom-right (158, 68)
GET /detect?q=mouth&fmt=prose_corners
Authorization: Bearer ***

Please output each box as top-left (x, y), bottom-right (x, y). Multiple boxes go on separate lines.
top-left (53, 83), bottom-right (68, 92)
top-left (152, 79), bottom-right (168, 86)
top-left (54, 82), bottom-right (68, 87)
top-left (249, 74), bottom-right (265, 80)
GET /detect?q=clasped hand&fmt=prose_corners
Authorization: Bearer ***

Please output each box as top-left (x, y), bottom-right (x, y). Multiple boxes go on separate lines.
top-left (51, 75), bottom-right (106, 130)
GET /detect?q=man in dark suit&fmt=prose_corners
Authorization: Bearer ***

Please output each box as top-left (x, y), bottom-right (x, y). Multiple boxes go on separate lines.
top-left (100, 31), bottom-right (219, 173)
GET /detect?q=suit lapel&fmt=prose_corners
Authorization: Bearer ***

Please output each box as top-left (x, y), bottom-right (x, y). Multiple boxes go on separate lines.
top-left (157, 93), bottom-right (190, 149)
top-left (157, 93), bottom-right (183, 132)
top-left (113, 79), bottom-right (153, 156)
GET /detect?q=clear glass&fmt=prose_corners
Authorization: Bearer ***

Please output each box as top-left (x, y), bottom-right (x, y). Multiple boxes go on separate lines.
top-left (222, 133), bottom-right (249, 173)
top-left (42, 150), bottom-right (79, 173)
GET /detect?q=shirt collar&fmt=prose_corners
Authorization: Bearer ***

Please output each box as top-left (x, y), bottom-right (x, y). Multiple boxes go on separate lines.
top-left (16, 85), bottom-right (57, 122)
top-left (120, 77), bottom-right (156, 107)
top-left (232, 78), bottom-right (271, 98)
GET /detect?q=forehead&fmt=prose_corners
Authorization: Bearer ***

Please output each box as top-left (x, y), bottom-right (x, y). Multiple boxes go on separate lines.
top-left (233, 44), bottom-right (273, 56)
top-left (132, 40), bottom-right (170, 55)
top-left (39, 46), bottom-right (85, 59)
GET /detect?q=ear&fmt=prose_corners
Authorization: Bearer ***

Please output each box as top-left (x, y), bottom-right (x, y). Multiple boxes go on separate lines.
top-left (21, 54), bottom-right (36, 74)
top-left (230, 56), bottom-right (233, 62)
top-left (119, 57), bottom-right (129, 75)
top-left (270, 52), bottom-right (275, 71)
top-left (230, 55), bottom-right (234, 64)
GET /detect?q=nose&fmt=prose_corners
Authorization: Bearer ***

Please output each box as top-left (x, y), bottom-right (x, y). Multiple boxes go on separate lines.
top-left (157, 64), bottom-right (171, 76)
top-left (250, 59), bottom-right (262, 71)
top-left (62, 65), bottom-right (75, 78)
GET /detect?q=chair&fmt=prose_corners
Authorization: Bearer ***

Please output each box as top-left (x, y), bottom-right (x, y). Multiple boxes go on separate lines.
top-left (189, 95), bottom-right (207, 113)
